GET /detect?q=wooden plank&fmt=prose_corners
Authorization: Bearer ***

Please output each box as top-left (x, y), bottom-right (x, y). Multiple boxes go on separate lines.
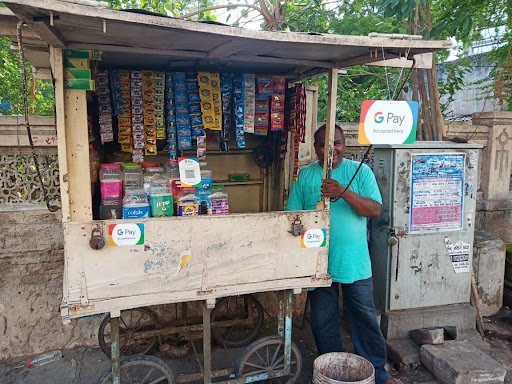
top-left (32, 67), bottom-right (52, 79)
top-left (7, 4), bottom-right (66, 47)
top-left (208, 39), bottom-right (242, 58)
top-left (64, 275), bottom-right (330, 319)
top-left (338, 51), bottom-right (400, 67)
top-left (64, 89), bottom-right (92, 221)
top-left (69, 42), bottom-right (208, 59)
top-left (3, 1), bottom-right (451, 62)
top-left (50, 47), bottom-right (71, 222)
top-left (1, 0), bottom-right (433, 45)
top-left (62, 212), bottom-right (331, 316)
top-left (369, 53), bottom-right (433, 69)
top-left (226, 54), bottom-right (335, 69)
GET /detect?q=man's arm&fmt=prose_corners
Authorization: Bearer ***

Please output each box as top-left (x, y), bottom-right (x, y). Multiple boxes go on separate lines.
top-left (321, 178), bottom-right (382, 218)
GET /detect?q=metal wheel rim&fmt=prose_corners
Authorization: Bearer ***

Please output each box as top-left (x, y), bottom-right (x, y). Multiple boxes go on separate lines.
top-left (235, 336), bottom-right (303, 384)
top-left (211, 294), bottom-right (264, 348)
top-left (98, 308), bottom-right (161, 358)
top-left (97, 355), bottom-right (174, 384)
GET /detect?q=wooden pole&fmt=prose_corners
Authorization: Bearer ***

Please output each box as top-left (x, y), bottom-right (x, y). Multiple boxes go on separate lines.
top-left (471, 272), bottom-right (485, 337)
top-left (50, 47), bottom-right (71, 222)
top-left (321, 68), bottom-right (338, 211)
top-left (417, 70), bottom-right (433, 141)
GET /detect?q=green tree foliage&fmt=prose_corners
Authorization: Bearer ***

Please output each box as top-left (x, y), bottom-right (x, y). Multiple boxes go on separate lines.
top-left (107, 0), bottom-right (218, 21)
top-left (0, 37), bottom-right (54, 116)
top-left (293, 0), bottom-right (410, 121)
top-left (381, 0), bottom-right (512, 110)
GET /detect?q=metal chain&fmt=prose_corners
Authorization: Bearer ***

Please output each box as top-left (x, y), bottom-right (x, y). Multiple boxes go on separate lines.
top-left (16, 20), bottom-right (59, 212)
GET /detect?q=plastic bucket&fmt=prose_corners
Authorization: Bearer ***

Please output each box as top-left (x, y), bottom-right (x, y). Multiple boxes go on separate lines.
top-left (312, 352), bottom-right (375, 384)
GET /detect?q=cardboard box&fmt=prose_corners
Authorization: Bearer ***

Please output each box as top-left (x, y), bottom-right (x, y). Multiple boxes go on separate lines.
top-left (64, 68), bottom-right (91, 80)
top-left (64, 49), bottom-right (103, 60)
top-left (63, 57), bottom-right (89, 69)
top-left (64, 79), bottom-right (96, 91)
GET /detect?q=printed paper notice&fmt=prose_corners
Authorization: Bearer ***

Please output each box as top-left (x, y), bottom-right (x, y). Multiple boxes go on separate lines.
top-left (409, 153), bottom-right (465, 233)
top-left (444, 237), bottom-right (470, 273)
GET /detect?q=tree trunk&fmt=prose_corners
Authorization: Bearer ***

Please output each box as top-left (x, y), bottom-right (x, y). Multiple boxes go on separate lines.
top-left (418, 69), bottom-right (433, 141)
top-left (424, 0), bottom-right (444, 140)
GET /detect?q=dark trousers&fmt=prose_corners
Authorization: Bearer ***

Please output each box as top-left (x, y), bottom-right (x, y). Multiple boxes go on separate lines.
top-left (309, 279), bottom-right (390, 384)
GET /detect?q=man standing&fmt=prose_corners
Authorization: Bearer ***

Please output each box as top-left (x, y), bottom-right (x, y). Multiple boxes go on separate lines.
top-left (286, 124), bottom-right (394, 384)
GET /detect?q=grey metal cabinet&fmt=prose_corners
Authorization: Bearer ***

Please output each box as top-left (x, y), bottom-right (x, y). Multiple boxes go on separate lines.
top-left (370, 142), bottom-right (481, 311)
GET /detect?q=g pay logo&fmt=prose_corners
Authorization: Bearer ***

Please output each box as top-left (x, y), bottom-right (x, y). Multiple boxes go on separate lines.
top-left (109, 223), bottom-right (144, 246)
top-left (374, 112), bottom-right (384, 123)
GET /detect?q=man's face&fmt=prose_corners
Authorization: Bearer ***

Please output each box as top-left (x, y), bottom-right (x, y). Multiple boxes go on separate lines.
top-left (314, 128), bottom-right (345, 168)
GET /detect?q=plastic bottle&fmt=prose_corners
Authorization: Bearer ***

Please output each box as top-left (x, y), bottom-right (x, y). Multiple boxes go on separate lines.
top-left (176, 187), bottom-right (200, 216)
top-left (208, 185), bottom-right (229, 215)
top-left (16, 350), bottom-right (62, 368)
top-left (166, 159), bottom-right (181, 198)
top-left (149, 177), bottom-right (173, 217)
top-left (122, 186), bottom-right (150, 219)
top-left (99, 163), bottom-right (123, 201)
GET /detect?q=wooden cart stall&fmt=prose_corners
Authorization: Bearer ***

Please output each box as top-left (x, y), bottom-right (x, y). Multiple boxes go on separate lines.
top-left (3, 1), bottom-right (451, 382)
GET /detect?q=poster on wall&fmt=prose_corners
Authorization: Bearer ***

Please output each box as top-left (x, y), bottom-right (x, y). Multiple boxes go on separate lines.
top-left (409, 153), bottom-right (465, 233)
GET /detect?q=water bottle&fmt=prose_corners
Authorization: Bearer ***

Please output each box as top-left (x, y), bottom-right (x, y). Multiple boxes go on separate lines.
top-left (122, 187), bottom-right (150, 219)
top-left (16, 350), bottom-right (62, 368)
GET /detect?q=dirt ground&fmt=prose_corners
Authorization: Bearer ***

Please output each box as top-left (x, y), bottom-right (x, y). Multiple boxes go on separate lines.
top-left (1, 309), bottom-right (511, 384)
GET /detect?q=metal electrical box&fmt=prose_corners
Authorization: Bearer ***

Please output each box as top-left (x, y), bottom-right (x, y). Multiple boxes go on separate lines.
top-left (370, 142), bottom-right (481, 312)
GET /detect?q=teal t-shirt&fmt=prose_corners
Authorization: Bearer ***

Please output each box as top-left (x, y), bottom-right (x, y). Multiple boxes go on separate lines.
top-left (286, 159), bottom-right (382, 283)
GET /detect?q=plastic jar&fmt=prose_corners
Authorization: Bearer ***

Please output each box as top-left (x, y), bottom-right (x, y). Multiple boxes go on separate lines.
top-left (149, 177), bottom-right (173, 217)
top-left (122, 163), bottom-right (144, 190)
top-left (208, 185), bottom-right (229, 214)
top-left (122, 186), bottom-right (150, 219)
top-left (99, 163), bottom-right (123, 201)
top-left (143, 166), bottom-right (164, 198)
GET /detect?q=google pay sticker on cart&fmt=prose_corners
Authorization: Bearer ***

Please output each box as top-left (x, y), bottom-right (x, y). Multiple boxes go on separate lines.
top-left (108, 223), bottom-right (144, 246)
top-left (358, 100), bottom-right (418, 144)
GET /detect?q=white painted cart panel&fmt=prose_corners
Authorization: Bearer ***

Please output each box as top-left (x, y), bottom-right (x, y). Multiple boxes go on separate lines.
top-left (62, 211), bottom-right (330, 319)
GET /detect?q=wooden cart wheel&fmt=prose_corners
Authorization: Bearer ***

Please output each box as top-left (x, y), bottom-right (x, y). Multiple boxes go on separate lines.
top-left (211, 294), bottom-right (264, 348)
top-left (98, 308), bottom-right (161, 358)
top-left (97, 355), bottom-right (175, 384)
top-left (235, 336), bottom-right (303, 384)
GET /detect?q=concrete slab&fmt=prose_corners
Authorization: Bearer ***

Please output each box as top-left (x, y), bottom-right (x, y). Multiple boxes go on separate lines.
top-left (421, 340), bottom-right (507, 384)
top-left (382, 304), bottom-right (477, 339)
top-left (393, 364), bottom-right (439, 384)
top-left (387, 338), bottom-right (421, 366)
